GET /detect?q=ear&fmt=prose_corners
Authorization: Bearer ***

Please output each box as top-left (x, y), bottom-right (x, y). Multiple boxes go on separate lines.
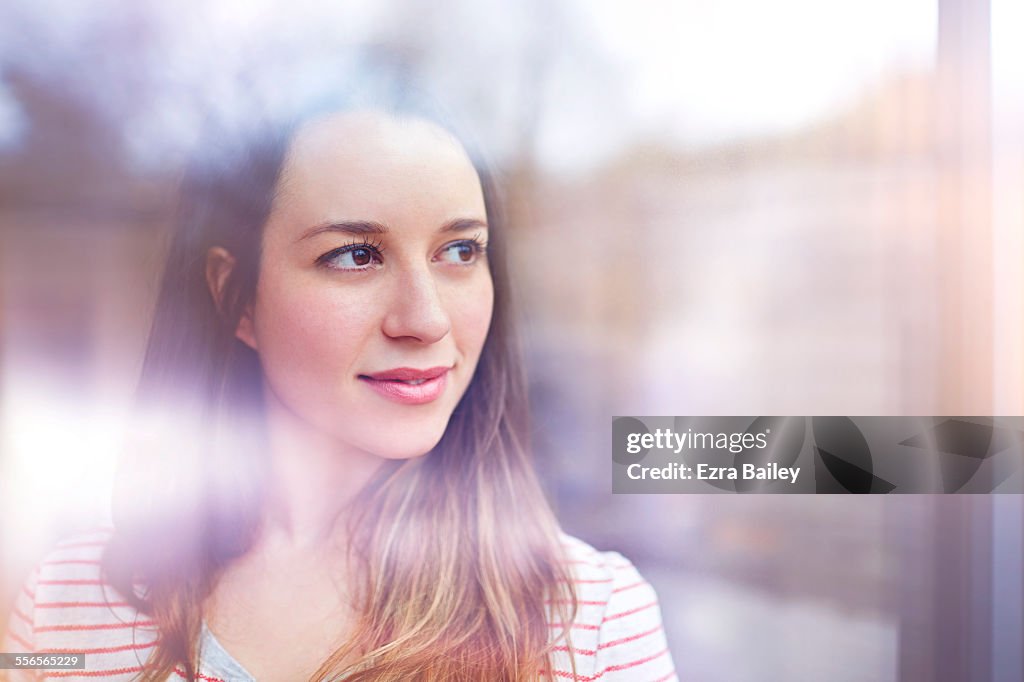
top-left (205, 246), bottom-right (258, 351)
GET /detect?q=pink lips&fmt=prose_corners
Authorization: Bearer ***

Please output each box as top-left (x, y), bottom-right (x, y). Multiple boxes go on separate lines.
top-left (358, 366), bottom-right (451, 405)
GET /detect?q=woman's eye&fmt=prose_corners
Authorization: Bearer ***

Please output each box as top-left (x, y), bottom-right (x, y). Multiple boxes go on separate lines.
top-left (436, 240), bottom-right (483, 265)
top-left (318, 245), bottom-right (383, 271)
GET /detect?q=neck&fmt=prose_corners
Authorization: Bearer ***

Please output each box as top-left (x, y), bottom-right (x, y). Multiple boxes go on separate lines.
top-left (258, 388), bottom-right (387, 555)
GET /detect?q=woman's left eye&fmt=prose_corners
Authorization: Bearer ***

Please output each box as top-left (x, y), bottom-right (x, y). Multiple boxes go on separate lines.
top-left (435, 240), bottom-right (485, 265)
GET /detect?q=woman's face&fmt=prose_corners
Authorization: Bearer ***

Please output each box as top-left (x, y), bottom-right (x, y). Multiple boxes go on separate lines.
top-left (236, 111), bottom-right (494, 460)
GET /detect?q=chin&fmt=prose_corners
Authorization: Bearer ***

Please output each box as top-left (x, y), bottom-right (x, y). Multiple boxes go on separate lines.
top-left (358, 420), bottom-right (450, 461)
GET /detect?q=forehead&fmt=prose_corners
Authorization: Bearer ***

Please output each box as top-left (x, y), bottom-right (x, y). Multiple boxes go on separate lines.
top-left (271, 111), bottom-right (486, 232)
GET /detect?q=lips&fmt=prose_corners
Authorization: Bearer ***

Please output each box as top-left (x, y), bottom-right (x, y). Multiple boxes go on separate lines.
top-left (358, 366), bottom-right (451, 405)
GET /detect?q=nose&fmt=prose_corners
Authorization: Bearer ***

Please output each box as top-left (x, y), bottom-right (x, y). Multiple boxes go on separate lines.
top-left (381, 265), bottom-right (452, 344)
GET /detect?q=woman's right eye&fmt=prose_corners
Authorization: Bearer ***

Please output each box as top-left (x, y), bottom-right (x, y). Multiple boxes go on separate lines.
top-left (317, 244), bottom-right (384, 271)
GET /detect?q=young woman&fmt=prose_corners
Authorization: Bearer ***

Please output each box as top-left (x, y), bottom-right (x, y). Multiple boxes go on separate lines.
top-left (4, 99), bottom-right (675, 680)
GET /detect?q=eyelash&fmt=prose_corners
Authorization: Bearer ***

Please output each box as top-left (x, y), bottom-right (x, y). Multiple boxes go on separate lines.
top-left (315, 237), bottom-right (386, 270)
top-left (438, 233), bottom-right (488, 266)
top-left (315, 234), bottom-right (488, 271)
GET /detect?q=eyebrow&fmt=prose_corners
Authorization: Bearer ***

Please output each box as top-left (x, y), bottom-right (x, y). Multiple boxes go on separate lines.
top-left (296, 218), bottom-right (488, 242)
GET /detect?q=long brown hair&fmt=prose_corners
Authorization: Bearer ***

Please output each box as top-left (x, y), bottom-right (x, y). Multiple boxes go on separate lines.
top-left (101, 93), bottom-right (578, 680)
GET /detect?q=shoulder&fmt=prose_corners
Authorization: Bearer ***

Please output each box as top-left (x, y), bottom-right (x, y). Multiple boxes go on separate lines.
top-left (556, 533), bottom-right (677, 681)
top-left (558, 532), bottom-right (658, 610)
top-left (27, 525), bottom-right (133, 609)
top-left (3, 526), bottom-right (160, 680)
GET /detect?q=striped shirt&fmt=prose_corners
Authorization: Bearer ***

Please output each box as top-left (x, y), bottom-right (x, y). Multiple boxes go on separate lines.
top-left (3, 527), bottom-right (676, 681)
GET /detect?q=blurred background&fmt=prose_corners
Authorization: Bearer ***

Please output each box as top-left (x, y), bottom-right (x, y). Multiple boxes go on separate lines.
top-left (1, 0), bottom-right (1023, 680)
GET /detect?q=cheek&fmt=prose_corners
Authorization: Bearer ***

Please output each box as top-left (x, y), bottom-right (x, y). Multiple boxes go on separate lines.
top-left (250, 272), bottom-right (374, 395)
top-left (450, 273), bottom-right (494, 361)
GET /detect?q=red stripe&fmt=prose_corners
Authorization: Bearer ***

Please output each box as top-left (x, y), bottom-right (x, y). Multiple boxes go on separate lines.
top-left (35, 602), bottom-right (131, 609)
top-left (551, 624), bottom-right (664, 657)
top-left (546, 670), bottom-right (595, 681)
top-left (11, 606), bottom-right (32, 626)
top-left (22, 585), bottom-right (37, 600)
top-left (37, 580), bottom-right (106, 586)
top-left (548, 599), bottom-right (609, 606)
top-left (40, 641), bottom-right (158, 655)
top-left (549, 622), bottom-right (601, 631)
top-left (35, 621), bottom-right (157, 633)
top-left (569, 578), bottom-right (613, 585)
top-left (601, 647), bottom-right (670, 674)
top-left (37, 577), bottom-right (108, 585)
top-left (7, 629), bottom-right (33, 651)
top-left (545, 646), bottom-right (671, 681)
top-left (652, 673), bottom-right (677, 682)
top-left (598, 624), bottom-right (664, 650)
top-left (46, 665), bottom-right (145, 678)
top-left (565, 560), bottom-right (635, 572)
top-left (611, 581), bottom-right (647, 594)
top-left (602, 601), bottom-right (657, 623)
